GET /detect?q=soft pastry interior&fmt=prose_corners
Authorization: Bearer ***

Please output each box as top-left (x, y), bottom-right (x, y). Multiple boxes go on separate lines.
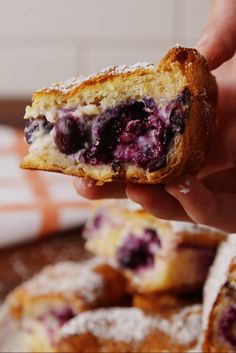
top-left (21, 47), bottom-right (217, 184)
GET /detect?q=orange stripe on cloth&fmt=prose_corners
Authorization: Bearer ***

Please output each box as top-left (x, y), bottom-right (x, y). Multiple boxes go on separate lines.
top-left (15, 131), bottom-right (60, 238)
top-left (24, 171), bottom-right (60, 237)
top-left (11, 130), bottom-right (90, 238)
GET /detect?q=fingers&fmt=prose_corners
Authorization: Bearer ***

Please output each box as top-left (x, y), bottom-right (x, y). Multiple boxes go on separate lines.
top-left (196, 0), bottom-right (236, 69)
top-left (166, 175), bottom-right (236, 233)
top-left (126, 183), bottom-right (190, 221)
top-left (73, 177), bottom-right (127, 200)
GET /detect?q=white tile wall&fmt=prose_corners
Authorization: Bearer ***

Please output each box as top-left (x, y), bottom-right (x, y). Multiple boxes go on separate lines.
top-left (0, 39), bottom-right (82, 95)
top-left (0, 0), bottom-right (211, 97)
top-left (176, 0), bottom-right (211, 43)
top-left (84, 39), bottom-right (173, 76)
top-left (0, 0), bottom-right (175, 40)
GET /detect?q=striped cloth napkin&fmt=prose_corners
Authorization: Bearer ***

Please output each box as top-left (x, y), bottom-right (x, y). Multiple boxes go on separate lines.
top-left (0, 125), bottom-right (93, 248)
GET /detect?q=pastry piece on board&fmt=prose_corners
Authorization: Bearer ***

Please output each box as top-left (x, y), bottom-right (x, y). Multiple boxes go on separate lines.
top-left (57, 305), bottom-right (202, 353)
top-left (202, 236), bottom-right (236, 352)
top-left (5, 258), bottom-right (127, 353)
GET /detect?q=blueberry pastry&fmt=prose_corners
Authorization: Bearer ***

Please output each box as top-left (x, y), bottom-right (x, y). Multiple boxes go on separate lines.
top-left (21, 47), bottom-right (217, 184)
top-left (6, 259), bottom-right (127, 353)
top-left (203, 236), bottom-right (236, 352)
top-left (83, 202), bottom-right (226, 293)
top-left (57, 305), bottom-right (202, 353)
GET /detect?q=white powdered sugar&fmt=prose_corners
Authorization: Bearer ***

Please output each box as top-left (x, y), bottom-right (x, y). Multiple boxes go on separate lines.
top-left (168, 305), bottom-right (202, 344)
top-left (179, 180), bottom-right (190, 194)
top-left (61, 305), bottom-right (201, 345)
top-left (202, 235), bottom-right (236, 330)
top-left (98, 62), bottom-right (155, 76)
top-left (145, 305), bottom-right (201, 345)
top-left (61, 308), bottom-right (154, 343)
top-left (24, 258), bottom-right (104, 303)
top-left (42, 62), bottom-right (155, 95)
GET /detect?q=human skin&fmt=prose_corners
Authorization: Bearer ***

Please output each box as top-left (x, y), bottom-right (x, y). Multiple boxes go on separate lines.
top-left (74, 0), bottom-right (236, 233)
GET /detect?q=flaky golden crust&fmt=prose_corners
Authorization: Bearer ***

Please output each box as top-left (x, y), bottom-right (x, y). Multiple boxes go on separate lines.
top-left (203, 258), bottom-right (236, 353)
top-left (132, 292), bottom-right (200, 313)
top-left (58, 330), bottom-right (197, 353)
top-left (21, 47), bottom-right (217, 185)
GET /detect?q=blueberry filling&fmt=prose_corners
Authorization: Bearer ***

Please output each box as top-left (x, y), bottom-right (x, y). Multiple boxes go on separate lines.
top-left (54, 116), bottom-right (89, 155)
top-left (37, 307), bottom-right (75, 328)
top-left (50, 307), bottom-right (75, 327)
top-left (220, 305), bottom-right (236, 347)
top-left (25, 116), bottom-right (53, 144)
top-left (92, 214), bottom-right (104, 229)
top-left (116, 228), bottom-right (161, 271)
top-left (25, 90), bottom-right (190, 171)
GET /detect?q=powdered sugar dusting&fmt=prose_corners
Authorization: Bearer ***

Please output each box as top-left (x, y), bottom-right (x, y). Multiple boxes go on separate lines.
top-left (168, 305), bottom-right (201, 344)
top-left (99, 62), bottom-right (155, 76)
top-left (61, 308), bottom-right (153, 343)
top-left (61, 305), bottom-right (201, 345)
top-left (41, 62), bottom-right (156, 95)
top-left (24, 258), bottom-right (104, 303)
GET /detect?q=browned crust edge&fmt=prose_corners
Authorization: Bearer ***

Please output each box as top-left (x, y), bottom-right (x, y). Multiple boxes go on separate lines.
top-left (202, 260), bottom-right (236, 352)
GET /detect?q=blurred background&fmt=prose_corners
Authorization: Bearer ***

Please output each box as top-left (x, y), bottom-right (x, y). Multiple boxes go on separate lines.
top-left (0, 0), bottom-right (211, 127)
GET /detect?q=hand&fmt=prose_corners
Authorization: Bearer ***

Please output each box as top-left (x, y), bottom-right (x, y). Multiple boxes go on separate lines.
top-left (74, 0), bottom-right (236, 233)
top-left (196, 0), bottom-right (236, 70)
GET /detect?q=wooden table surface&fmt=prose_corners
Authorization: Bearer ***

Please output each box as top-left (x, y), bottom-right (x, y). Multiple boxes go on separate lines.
top-left (0, 227), bottom-right (91, 301)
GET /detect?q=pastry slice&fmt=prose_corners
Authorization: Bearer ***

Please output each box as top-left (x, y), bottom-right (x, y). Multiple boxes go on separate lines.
top-left (21, 47), bottom-right (217, 185)
top-left (202, 236), bottom-right (236, 352)
top-left (57, 305), bottom-right (202, 353)
top-left (83, 201), bottom-right (226, 294)
top-left (5, 258), bottom-right (127, 353)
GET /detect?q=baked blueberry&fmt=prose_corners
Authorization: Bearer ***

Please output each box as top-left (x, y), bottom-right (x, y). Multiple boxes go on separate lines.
top-left (51, 307), bottom-right (75, 327)
top-left (54, 116), bottom-right (88, 155)
top-left (116, 229), bottom-right (161, 270)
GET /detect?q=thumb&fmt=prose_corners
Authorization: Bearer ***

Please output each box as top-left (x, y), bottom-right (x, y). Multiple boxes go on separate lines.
top-left (196, 0), bottom-right (236, 70)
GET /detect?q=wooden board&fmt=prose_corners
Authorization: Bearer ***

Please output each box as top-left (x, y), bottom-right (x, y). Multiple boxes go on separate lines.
top-left (0, 228), bottom-right (90, 301)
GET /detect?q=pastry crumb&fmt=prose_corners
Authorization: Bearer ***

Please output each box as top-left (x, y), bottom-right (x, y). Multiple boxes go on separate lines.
top-left (179, 180), bottom-right (190, 194)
